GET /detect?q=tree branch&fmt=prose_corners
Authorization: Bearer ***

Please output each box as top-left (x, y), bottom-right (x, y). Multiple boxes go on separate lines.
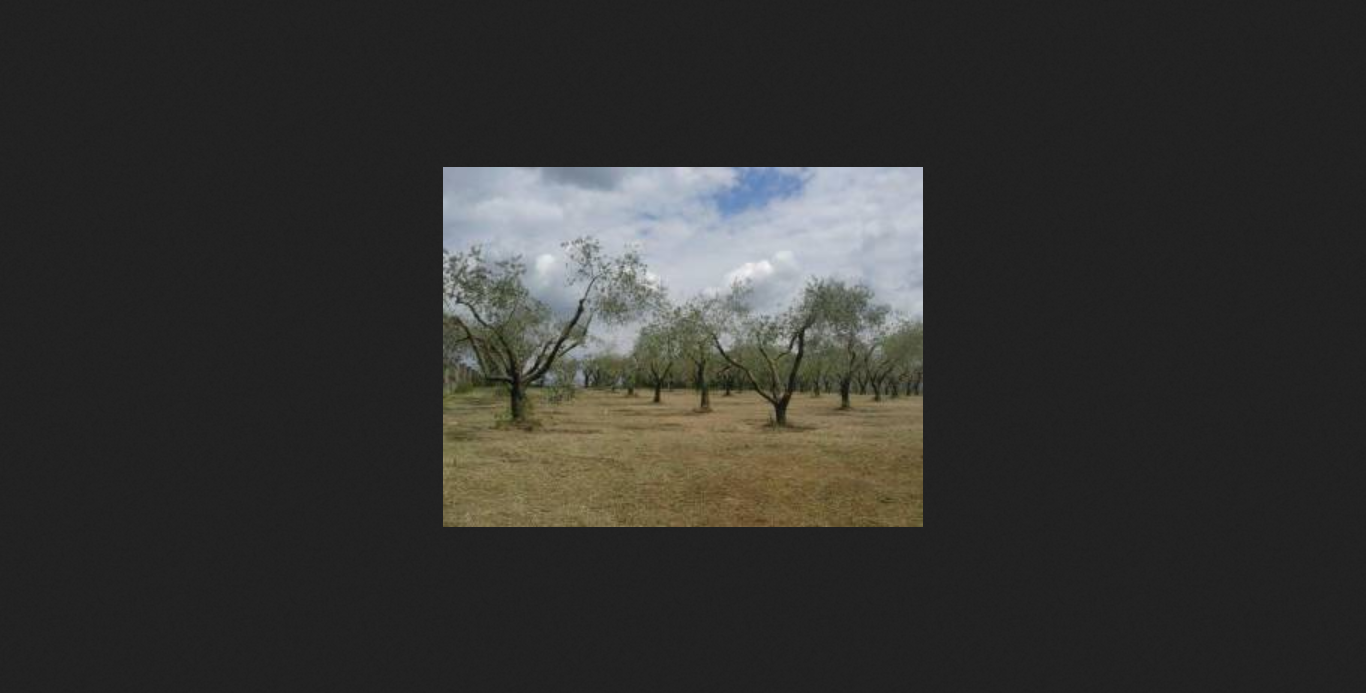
top-left (712, 333), bottom-right (776, 405)
top-left (449, 315), bottom-right (505, 380)
top-left (784, 325), bottom-right (809, 398)
top-left (756, 343), bottom-right (783, 397)
top-left (458, 299), bottom-right (518, 375)
top-left (526, 295), bottom-right (591, 382)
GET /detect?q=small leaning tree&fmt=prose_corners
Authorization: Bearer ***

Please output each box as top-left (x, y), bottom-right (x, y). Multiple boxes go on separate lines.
top-left (821, 280), bottom-right (890, 410)
top-left (674, 295), bottom-right (725, 412)
top-left (443, 237), bottom-right (658, 424)
top-left (632, 310), bottom-right (681, 404)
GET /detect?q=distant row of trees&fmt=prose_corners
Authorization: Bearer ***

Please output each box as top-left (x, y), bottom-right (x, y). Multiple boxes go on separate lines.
top-left (443, 238), bottom-right (922, 427)
top-left (568, 337), bottom-right (923, 403)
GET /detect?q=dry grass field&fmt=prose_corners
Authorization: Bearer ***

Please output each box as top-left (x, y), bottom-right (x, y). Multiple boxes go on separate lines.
top-left (443, 387), bottom-right (923, 527)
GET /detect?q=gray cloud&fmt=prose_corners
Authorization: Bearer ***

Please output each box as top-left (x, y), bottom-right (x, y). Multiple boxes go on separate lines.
top-left (536, 167), bottom-right (630, 190)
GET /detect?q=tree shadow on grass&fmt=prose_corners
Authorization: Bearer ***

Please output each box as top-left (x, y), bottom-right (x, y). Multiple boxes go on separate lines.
top-left (756, 421), bottom-right (818, 432)
top-left (493, 419), bottom-right (544, 432)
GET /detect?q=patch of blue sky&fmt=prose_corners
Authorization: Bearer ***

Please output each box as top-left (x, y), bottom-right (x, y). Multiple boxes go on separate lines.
top-left (713, 167), bottom-right (807, 217)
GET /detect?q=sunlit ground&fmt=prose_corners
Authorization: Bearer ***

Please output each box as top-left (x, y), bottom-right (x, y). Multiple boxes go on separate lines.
top-left (443, 387), bottom-right (923, 527)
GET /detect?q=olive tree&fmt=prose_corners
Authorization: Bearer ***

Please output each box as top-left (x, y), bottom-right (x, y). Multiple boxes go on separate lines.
top-left (708, 279), bottom-right (834, 427)
top-left (632, 313), bottom-right (680, 404)
top-left (891, 318), bottom-right (924, 397)
top-left (443, 237), bottom-right (658, 423)
top-left (819, 281), bottom-right (890, 410)
top-left (582, 352), bottom-right (613, 389)
top-left (801, 339), bottom-right (840, 397)
top-left (864, 329), bottom-right (902, 401)
top-left (582, 351), bottom-right (626, 391)
top-left (674, 295), bottom-right (726, 412)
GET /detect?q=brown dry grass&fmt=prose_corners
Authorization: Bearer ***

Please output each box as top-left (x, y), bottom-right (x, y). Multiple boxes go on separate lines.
top-left (443, 387), bottom-right (923, 527)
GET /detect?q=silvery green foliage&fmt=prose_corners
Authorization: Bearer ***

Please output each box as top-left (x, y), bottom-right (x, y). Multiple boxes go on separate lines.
top-left (886, 316), bottom-right (924, 378)
top-left (798, 331), bottom-right (841, 385)
top-left (703, 274), bottom-right (919, 416)
top-left (562, 237), bottom-right (664, 325)
top-left (443, 238), bottom-right (661, 389)
top-left (851, 312), bottom-right (923, 397)
top-left (707, 277), bottom-right (834, 408)
top-left (672, 294), bottom-right (727, 367)
top-left (442, 315), bottom-right (467, 365)
top-left (800, 279), bottom-right (893, 389)
top-left (810, 279), bottom-right (889, 345)
top-left (632, 306), bottom-right (682, 380)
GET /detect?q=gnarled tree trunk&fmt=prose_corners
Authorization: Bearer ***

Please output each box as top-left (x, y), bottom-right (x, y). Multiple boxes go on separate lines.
top-left (509, 377), bottom-right (527, 422)
top-left (696, 361), bottom-right (711, 412)
top-left (774, 398), bottom-right (789, 426)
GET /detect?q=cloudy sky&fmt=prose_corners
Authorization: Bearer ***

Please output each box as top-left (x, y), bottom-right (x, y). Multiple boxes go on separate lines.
top-left (444, 167), bottom-right (922, 351)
